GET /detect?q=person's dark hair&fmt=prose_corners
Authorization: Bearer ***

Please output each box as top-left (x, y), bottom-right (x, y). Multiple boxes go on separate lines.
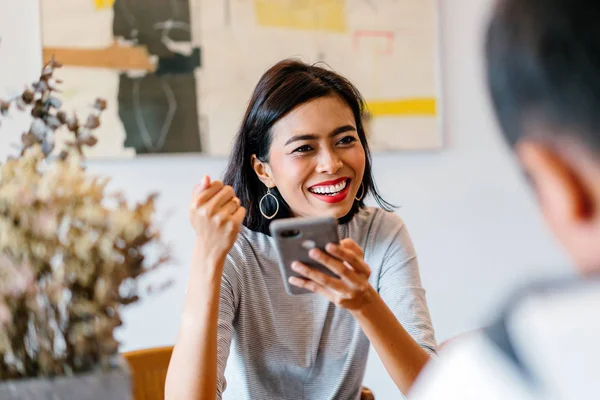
top-left (485, 0), bottom-right (600, 152)
top-left (223, 59), bottom-right (394, 235)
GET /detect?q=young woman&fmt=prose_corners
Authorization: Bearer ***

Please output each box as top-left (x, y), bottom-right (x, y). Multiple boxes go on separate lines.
top-left (165, 59), bottom-right (437, 400)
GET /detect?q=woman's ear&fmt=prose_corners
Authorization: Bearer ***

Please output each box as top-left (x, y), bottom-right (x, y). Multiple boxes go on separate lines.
top-left (251, 154), bottom-right (275, 188)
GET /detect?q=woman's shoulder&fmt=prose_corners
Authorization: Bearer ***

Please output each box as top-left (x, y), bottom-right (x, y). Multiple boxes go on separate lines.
top-left (222, 226), bottom-right (271, 283)
top-left (226, 226), bottom-right (274, 266)
top-left (355, 206), bottom-right (407, 235)
top-left (229, 225), bottom-right (268, 254)
top-left (343, 207), bottom-right (409, 256)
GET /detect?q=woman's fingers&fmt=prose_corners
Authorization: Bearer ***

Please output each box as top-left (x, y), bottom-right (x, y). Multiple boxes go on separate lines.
top-left (291, 261), bottom-right (346, 293)
top-left (191, 177), bottom-right (211, 206)
top-left (340, 238), bottom-right (364, 257)
top-left (207, 185), bottom-right (236, 210)
top-left (290, 242), bottom-right (375, 311)
top-left (289, 276), bottom-right (337, 301)
top-left (231, 205), bottom-right (247, 225)
top-left (308, 248), bottom-right (358, 283)
top-left (219, 197), bottom-right (241, 217)
top-left (198, 175), bottom-right (211, 192)
top-left (194, 180), bottom-right (225, 207)
top-left (325, 242), bottom-right (370, 276)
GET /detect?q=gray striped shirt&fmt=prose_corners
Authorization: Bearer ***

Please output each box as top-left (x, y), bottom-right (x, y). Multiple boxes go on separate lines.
top-left (217, 207), bottom-right (437, 400)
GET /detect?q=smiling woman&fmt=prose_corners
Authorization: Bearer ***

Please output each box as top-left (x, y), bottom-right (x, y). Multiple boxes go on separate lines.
top-left (165, 59), bottom-right (438, 400)
top-left (223, 59), bottom-right (394, 235)
top-left (251, 95), bottom-right (368, 222)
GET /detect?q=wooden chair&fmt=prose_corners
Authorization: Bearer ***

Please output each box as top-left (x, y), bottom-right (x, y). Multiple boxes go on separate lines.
top-left (123, 346), bottom-right (173, 400)
top-left (123, 345), bottom-right (374, 400)
top-left (361, 386), bottom-right (375, 400)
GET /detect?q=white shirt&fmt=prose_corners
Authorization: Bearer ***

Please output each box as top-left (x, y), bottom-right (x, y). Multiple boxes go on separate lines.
top-left (409, 278), bottom-right (600, 400)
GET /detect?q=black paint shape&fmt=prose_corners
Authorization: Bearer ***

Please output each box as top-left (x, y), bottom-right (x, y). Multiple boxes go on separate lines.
top-left (113, 0), bottom-right (202, 154)
top-left (118, 73), bottom-right (202, 154)
top-left (156, 47), bottom-right (201, 75)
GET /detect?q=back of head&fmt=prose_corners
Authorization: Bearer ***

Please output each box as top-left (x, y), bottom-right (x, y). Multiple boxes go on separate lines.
top-left (486, 0), bottom-right (600, 151)
top-left (485, 0), bottom-right (600, 273)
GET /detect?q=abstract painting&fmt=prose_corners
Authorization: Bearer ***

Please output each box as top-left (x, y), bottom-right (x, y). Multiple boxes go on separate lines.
top-left (38, 0), bottom-right (441, 158)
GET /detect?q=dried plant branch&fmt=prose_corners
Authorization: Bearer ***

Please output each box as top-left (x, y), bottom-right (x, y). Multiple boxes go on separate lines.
top-left (0, 57), bottom-right (107, 159)
top-left (0, 58), bottom-right (170, 379)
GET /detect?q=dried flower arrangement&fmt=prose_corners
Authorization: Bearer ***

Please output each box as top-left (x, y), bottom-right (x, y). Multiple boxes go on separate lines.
top-left (0, 58), bottom-right (170, 380)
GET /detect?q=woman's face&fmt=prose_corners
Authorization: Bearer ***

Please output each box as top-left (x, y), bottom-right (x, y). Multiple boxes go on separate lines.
top-left (255, 95), bottom-right (366, 219)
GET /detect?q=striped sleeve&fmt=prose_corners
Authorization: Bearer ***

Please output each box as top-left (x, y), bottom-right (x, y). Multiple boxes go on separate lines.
top-left (377, 216), bottom-right (438, 356)
top-left (215, 245), bottom-right (243, 399)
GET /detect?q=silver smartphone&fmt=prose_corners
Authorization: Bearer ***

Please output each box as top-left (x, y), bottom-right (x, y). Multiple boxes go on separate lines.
top-left (269, 216), bottom-right (340, 295)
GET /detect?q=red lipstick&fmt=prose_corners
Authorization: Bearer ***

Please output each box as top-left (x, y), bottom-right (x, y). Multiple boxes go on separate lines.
top-left (308, 178), bottom-right (351, 204)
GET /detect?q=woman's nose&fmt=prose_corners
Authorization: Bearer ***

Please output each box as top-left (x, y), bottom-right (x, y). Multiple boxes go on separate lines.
top-left (316, 149), bottom-right (343, 174)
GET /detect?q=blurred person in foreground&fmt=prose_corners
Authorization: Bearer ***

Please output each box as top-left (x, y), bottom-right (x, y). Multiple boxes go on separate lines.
top-left (409, 0), bottom-right (600, 399)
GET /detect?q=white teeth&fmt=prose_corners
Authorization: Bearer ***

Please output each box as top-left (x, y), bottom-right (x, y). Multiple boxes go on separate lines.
top-left (310, 180), bottom-right (348, 195)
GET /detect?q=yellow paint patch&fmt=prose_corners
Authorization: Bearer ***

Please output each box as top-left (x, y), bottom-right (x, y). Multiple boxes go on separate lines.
top-left (94, 0), bottom-right (115, 10)
top-left (366, 98), bottom-right (437, 117)
top-left (254, 0), bottom-right (346, 33)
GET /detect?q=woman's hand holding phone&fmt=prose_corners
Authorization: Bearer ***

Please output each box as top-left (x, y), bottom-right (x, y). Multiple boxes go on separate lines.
top-left (289, 238), bottom-right (376, 311)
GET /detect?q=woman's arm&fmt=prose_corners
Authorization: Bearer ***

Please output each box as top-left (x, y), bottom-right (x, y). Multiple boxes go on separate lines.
top-left (351, 285), bottom-right (431, 392)
top-left (165, 177), bottom-right (245, 400)
top-left (289, 239), bottom-right (432, 393)
top-left (165, 248), bottom-right (226, 399)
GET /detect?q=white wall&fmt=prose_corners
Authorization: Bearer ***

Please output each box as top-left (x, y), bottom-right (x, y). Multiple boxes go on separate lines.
top-left (0, 0), bottom-right (43, 156)
top-left (1, 0), bottom-right (572, 398)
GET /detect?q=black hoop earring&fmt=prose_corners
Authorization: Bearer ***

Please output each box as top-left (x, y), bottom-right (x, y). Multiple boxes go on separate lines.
top-left (355, 183), bottom-right (364, 201)
top-left (259, 187), bottom-right (279, 220)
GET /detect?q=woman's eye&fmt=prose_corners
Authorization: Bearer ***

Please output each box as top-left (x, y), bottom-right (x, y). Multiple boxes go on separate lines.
top-left (293, 145), bottom-right (313, 153)
top-left (338, 136), bottom-right (357, 145)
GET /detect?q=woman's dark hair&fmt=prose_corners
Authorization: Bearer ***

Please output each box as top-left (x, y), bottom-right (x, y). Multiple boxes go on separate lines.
top-left (223, 59), bottom-right (394, 234)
